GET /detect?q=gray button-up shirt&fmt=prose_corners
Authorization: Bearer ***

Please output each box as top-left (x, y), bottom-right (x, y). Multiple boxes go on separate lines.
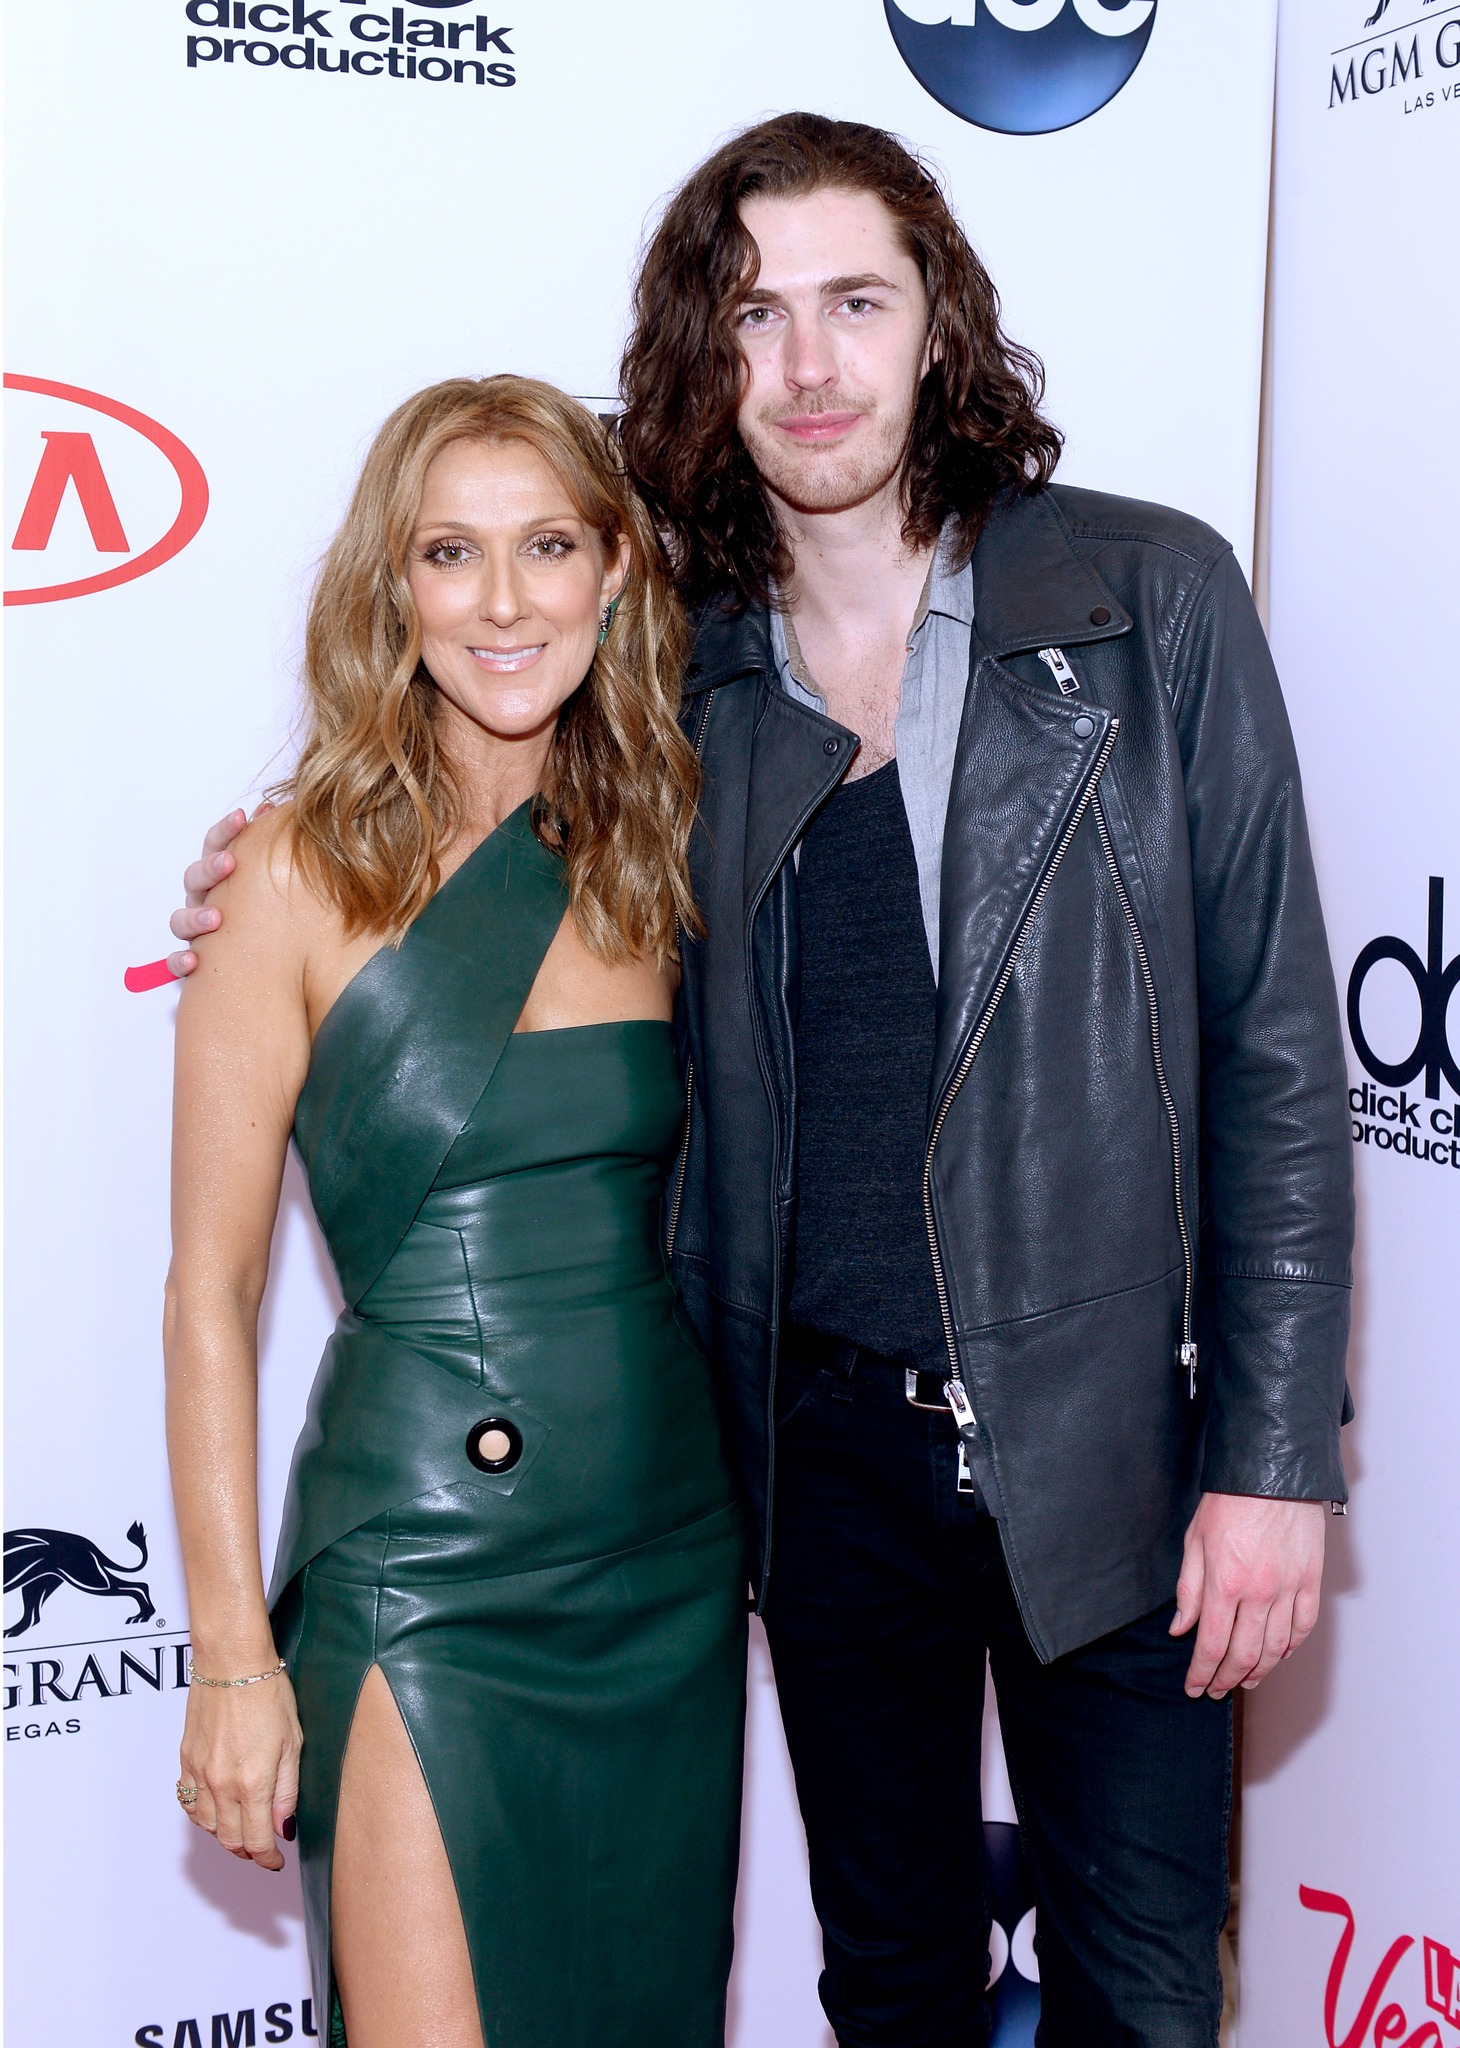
top-left (769, 527), bottom-right (974, 980)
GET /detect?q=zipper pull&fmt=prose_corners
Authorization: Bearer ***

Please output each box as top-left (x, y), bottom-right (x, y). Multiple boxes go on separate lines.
top-left (1038, 646), bottom-right (1081, 697)
top-left (1180, 1340), bottom-right (1198, 1400)
top-left (946, 1380), bottom-right (981, 1495)
top-left (945, 1377), bottom-right (978, 1436)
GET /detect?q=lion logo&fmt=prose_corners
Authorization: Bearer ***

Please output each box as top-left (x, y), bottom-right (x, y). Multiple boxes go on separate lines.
top-left (1364, 0), bottom-right (1435, 26)
top-left (4, 1522), bottom-right (155, 1638)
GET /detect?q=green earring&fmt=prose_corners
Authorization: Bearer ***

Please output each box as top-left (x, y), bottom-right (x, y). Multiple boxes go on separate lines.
top-left (598, 597), bottom-right (619, 645)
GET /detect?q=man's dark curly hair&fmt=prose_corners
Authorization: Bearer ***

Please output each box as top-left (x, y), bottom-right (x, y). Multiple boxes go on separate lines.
top-left (618, 112), bottom-right (1062, 610)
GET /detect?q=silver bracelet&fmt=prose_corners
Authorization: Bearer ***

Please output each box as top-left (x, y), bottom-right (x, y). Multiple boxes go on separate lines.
top-left (188, 1656), bottom-right (287, 1689)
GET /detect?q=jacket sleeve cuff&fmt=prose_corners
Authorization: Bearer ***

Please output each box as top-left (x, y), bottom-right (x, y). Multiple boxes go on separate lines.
top-left (1198, 1273), bottom-right (1352, 1501)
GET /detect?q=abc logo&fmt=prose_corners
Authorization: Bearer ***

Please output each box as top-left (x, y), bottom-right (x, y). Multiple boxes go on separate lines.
top-left (885, 0), bottom-right (1155, 137)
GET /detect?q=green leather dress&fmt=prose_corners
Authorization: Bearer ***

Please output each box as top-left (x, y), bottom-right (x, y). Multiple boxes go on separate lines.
top-left (268, 803), bottom-right (748, 2047)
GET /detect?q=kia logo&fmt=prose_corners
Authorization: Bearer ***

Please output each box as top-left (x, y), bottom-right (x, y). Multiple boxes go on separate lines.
top-left (4, 376), bottom-right (208, 605)
top-left (1347, 877), bottom-right (1460, 1100)
top-left (885, 0), bottom-right (1155, 136)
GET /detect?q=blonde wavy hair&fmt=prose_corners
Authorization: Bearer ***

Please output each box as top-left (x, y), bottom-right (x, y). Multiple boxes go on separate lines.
top-left (274, 376), bottom-right (701, 963)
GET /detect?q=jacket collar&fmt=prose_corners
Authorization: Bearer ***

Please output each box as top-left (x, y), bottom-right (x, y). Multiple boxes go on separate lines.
top-left (969, 487), bottom-right (1130, 657)
top-left (684, 486), bottom-right (1129, 690)
top-left (684, 594), bottom-right (774, 695)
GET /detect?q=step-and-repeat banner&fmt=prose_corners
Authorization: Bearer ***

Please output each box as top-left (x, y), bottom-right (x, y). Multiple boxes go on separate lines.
top-left (4, 6), bottom-right (1278, 2042)
top-left (1240, 2), bottom-right (1460, 2042)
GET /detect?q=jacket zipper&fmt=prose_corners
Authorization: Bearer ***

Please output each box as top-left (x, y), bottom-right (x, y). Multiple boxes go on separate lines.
top-left (665, 1062), bottom-right (695, 1262)
top-left (749, 721), bottom-right (855, 1603)
top-left (1089, 787), bottom-right (1197, 1397)
top-left (665, 689), bottom-right (718, 1265)
top-left (1038, 645), bottom-right (1081, 697)
top-left (924, 720), bottom-right (1121, 1441)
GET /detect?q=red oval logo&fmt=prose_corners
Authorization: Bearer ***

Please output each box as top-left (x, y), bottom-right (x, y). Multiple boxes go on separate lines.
top-left (4, 376), bottom-right (208, 605)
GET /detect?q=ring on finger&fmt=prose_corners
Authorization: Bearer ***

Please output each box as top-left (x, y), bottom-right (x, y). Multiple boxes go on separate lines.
top-left (176, 1779), bottom-right (200, 1808)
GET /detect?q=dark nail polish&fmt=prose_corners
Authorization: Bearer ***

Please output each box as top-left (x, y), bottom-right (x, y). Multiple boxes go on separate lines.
top-left (282, 1815), bottom-right (297, 1842)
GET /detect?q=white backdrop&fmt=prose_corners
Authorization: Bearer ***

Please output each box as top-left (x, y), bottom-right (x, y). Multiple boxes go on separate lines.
top-left (4, 5), bottom-right (1278, 2042)
top-left (1240, 2), bottom-right (1460, 2041)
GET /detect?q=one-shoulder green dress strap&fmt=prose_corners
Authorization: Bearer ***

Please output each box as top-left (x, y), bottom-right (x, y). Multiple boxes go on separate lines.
top-left (293, 799), bottom-right (567, 1308)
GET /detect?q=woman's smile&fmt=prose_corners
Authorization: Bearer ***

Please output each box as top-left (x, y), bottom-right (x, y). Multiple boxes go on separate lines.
top-left (467, 642), bottom-right (547, 672)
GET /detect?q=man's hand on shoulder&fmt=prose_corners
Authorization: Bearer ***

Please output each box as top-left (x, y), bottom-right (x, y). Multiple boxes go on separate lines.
top-left (168, 805), bottom-right (272, 979)
top-left (1170, 1492), bottom-right (1326, 1700)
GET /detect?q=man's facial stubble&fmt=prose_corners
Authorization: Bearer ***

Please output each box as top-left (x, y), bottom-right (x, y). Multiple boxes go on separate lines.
top-left (738, 381), bottom-right (919, 521)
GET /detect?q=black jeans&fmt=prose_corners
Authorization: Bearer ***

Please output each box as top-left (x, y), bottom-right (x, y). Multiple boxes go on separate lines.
top-left (762, 1340), bottom-right (1232, 2048)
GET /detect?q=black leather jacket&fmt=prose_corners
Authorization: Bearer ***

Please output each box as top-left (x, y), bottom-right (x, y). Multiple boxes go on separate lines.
top-left (668, 483), bottom-right (1354, 1662)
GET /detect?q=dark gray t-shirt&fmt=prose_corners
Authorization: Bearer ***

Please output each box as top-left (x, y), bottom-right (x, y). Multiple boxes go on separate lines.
top-left (787, 760), bottom-right (947, 1369)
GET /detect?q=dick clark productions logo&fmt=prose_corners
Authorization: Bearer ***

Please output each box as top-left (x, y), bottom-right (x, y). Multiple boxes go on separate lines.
top-left (885, 0), bottom-right (1155, 136)
top-left (1347, 878), bottom-right (1460, 1171)
top-left (4, 375), bottom-right (208, 605)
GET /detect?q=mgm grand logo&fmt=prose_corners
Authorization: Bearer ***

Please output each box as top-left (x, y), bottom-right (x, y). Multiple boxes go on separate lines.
top-left (4, 1519), bottom-right (187, 1740)
top-left (1329, 0), bottom-right (1459, 112)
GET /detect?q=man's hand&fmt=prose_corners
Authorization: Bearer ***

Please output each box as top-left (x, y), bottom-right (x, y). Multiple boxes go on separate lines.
top-left (1170, 1492), bottom-right (1326, 1700)
top-left (167, 807), bottom-right (267, 978)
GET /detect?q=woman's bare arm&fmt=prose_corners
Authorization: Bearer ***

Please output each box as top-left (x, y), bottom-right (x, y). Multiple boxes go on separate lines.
top-left (164, 808), bottom-right (314, 1866)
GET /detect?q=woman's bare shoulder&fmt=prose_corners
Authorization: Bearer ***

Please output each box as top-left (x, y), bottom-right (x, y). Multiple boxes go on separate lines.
top-left (199, 811), bottom-right (333, 933)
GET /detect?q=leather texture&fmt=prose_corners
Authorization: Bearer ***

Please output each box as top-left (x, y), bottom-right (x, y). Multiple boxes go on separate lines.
top-left (290, 799), bottom-right (568, 1309)
top-left (669, 483), bottom-right (1355, 1664)
top-left (273, 809), bottom-right (747, 2046)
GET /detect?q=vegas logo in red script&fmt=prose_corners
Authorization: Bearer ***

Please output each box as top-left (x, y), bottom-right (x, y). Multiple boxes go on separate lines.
top-left (4, 376), bottom-right (208, 604)
top-left (1302, 1885), bottom-right (1460, 2046)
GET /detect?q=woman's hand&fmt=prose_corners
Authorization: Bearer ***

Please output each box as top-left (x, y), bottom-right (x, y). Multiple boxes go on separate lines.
top-left (179, 1669), bottom-right (303, 1872)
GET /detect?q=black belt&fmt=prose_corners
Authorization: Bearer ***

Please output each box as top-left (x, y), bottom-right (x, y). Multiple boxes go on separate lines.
top-left (779, 1326), bottom-right (983, 1504)
top-left (779, 1327), bottom-right (951, 1414)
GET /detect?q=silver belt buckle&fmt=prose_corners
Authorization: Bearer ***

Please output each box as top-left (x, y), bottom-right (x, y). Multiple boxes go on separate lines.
top-left (905, 1369), bottom-right (950, 1412)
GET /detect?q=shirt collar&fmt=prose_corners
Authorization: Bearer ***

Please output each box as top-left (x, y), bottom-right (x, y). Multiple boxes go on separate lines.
top-left (771, 518), bottom-right (972, 705)
top-left (919, 521), bottom-right (975, 630)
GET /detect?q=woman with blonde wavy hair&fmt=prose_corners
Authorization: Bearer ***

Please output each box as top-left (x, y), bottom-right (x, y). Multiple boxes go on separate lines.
top-left (164, 377), bottom-right (747, 2048)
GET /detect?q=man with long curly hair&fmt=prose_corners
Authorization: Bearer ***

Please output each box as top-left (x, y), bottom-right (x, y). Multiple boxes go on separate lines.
top-left (174, 114), bottom-right (1353, 2047)
top-left (620, 114), bottom-right (1352, 2046)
